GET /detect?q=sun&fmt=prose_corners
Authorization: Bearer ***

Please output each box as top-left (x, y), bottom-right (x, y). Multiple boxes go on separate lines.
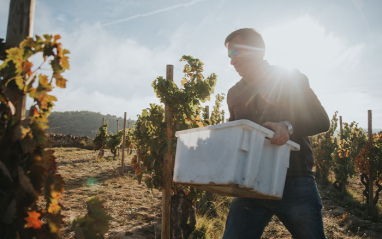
top-left (262, 16), bottom-right (344, 73)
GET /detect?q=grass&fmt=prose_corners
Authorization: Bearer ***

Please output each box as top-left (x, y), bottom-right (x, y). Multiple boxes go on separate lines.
top-left (316, 174), bottom-right (382, 221)
top-left (189, 192), bottom-right (231, 239)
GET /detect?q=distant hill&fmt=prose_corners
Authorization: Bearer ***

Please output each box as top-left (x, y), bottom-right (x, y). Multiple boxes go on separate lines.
top-left (40, 111), bottom-right (381, 138)
top-left (44, 111), bottom-right (135, 138)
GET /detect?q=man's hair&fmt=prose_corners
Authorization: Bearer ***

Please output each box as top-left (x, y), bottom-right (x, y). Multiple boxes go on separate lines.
top-left (224, 28), bottom-right (265, 50)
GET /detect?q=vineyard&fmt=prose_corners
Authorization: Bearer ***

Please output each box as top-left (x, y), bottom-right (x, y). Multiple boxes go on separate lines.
top-left (53, 147), bottom-right (382, 239)
top-left (1, 18), bottom-right (382, 239)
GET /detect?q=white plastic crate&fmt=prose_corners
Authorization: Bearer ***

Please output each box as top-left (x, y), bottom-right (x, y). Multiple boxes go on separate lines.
top-left (173, 119), bottom-right (300, 199)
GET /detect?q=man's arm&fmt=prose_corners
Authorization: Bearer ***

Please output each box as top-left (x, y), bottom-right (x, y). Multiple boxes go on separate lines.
top-left (263, 70), bottom-right (329, 145)
top-left (286, 72), bottom-right (330, 138)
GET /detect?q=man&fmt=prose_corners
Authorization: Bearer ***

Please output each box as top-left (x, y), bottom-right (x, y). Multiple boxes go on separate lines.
top-left (222, 28), bottom-right (330, 239)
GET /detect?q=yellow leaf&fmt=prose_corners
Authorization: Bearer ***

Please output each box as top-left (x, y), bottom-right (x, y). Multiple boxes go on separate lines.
top-left (54, 74), bottom-right (67, 88)
top-left (38, 94), bottom-right (57, 109)
top-left (28, 88), bottom-right (36, 98)
top-left (15, 76), bottom-right (24, 90)
top-left (62, 55), bottom-right (70, 70)
top-left (48, 201), bottom-right (61, 214)
top-left (49, 222), bottom-right (60, 233)
top-left (181, 78), bottom-right (187, 87)
top-left (38, 74), bottom-right (50, 86)
top-left (6, 47), bottom-right (24, 73)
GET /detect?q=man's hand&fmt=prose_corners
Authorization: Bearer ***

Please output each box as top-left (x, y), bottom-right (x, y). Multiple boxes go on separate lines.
top-left (262, 121), bottom-right (290, 145)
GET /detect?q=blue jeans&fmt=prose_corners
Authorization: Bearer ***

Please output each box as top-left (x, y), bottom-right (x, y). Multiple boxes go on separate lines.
top-left (222, 177), bottom-right (326, 239)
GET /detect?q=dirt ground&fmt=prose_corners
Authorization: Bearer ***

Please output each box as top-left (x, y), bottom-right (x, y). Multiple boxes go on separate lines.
top-left (55, 147), bottom-right (382, 239)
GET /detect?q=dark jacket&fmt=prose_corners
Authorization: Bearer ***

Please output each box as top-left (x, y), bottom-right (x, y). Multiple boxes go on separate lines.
top-left (227, 62), bottom-right (330, 178)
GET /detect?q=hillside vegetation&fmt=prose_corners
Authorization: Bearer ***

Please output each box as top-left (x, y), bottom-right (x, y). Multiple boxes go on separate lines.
top-left (44, 111), bottom-right (135, 138)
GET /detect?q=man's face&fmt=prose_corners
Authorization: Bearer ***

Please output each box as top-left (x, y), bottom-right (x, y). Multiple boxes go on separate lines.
top-left (227, 35), bottom-right (264, 79)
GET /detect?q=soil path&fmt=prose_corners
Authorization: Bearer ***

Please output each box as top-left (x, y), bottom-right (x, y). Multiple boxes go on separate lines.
top-left (56, 148), bottom-right (382, 239)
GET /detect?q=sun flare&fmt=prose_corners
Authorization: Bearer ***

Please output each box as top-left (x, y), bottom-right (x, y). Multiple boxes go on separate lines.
top-left (262, 16), bottom-right (363, 74)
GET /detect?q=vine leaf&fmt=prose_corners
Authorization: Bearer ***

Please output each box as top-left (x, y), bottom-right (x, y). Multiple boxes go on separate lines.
top-left (12, 124), bottom-right (30, 141)
top-left (22, 61), bottom-right (33, 76)
top-left (54, 73), bottom-right (67, 88)
top-left (18, 167), bottom-right (35, 194)
top-left (15, 76), bottom-right (24, 90)
top-left (25, 211), bottom-right (43, 229)
top-left (30, 120), bottom-right (49, 145)
top-left (5, 47), bottom-right (24, 73)
top-left (1, 34), bottom-right (70, 236)
top-left (181, 78), bottom-right (187, 87)
top-left (60, 49), bottom-right (70, 70)
top-left (72, 197), bottom-right (112, 238)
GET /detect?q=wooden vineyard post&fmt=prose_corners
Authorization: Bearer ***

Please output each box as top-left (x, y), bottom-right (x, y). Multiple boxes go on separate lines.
top-left (117, 120), bottom-right (119, 157)
top-left (128, 122), bottom-right (131, 154)
top-left (162, 64), bottom-right (174, 239)
top-left (102, 117), bottom-right (105, 125)
top-left (6, 0), bottom-right (36, 121)
top-left (368, 110), bottom-right (374, 212)
top-left (339, 116), bottom-right (343, 136)
top-left (222, 110), bottom-right (225, 123)
top-left (121, 112), bottom-right (127, 175)
top-left (205, 105), bottom-right (210, 119)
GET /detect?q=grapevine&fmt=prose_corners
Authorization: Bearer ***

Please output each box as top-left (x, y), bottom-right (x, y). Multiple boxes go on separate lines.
top-left (332, 121), bottom-right (367, 191)
top-left (210, 93), bottom-right (225, 125)
top-left (106, 130), bottom-right (124, 160)
top-left (354, 131), bottom-right (382, 209)
top-left (312, 111), bottom-right (338, 180)
top-left (71, 196), bottom-right (112, 239)
top-left (0, 35), bottom-right (69, 238)
top-left (132, 55), bottom-right (218, 238)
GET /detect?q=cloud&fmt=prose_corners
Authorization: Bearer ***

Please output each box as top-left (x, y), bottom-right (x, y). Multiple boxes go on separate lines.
top-left (25, 22), bottom-right (178, 118)
top-left (101, 0), bottom-right (208, 27)
top-left (46, 86), bottom-right (161, 120)
top-left (23, 1), bottom-right (380, 128)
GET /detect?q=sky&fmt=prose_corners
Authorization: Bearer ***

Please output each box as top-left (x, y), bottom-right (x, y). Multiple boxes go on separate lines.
top-left (1, 0), bottom-right (381, 129)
